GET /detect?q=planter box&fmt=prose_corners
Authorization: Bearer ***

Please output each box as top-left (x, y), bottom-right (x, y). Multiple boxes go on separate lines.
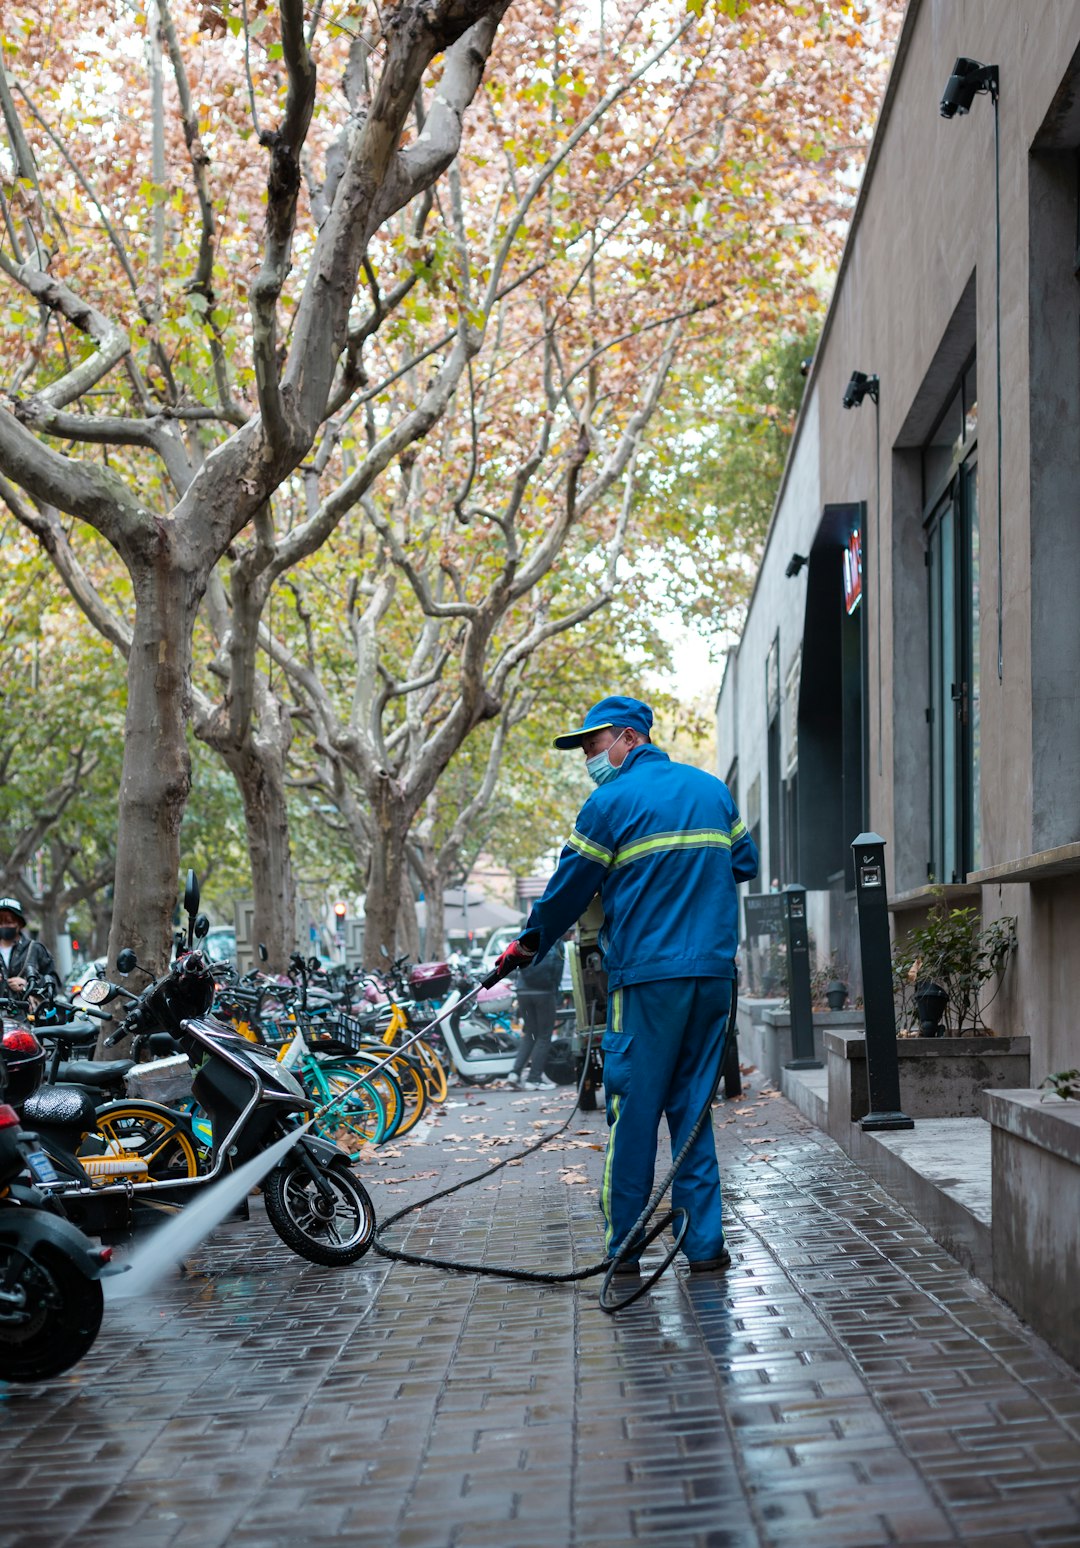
top-left (987, 1090), bottom-right (1080, 1370)
top-left (826, 1029), bottom-right (1031, 1140)
top-left (754, 1009), bottom-right (864, 1087)
top-left (734, 997), bottom-right (785, 1078)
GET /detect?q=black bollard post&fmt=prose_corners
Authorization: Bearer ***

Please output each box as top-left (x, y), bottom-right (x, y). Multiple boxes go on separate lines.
top-left (852, 833), bottom-right (913, 1131)
top-left (783, 884), bottom-right (823, 1070)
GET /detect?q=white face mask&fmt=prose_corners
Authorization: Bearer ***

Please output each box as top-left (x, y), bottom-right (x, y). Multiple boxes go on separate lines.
top-left (585, 730), bottom-right (629, 786)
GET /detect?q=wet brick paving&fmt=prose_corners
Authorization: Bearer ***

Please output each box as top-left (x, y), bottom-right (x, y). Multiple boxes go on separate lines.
top-left (3, 1074), bottom-right (1080, 1548)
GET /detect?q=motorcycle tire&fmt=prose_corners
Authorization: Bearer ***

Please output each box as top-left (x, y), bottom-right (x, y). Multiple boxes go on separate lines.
top-left (263, 1157), bottom-right (375, 1266)
top-left (0, 1241), bottom-right (104, 1382)
top-left (543, 1037), bottom-right (580, 1086)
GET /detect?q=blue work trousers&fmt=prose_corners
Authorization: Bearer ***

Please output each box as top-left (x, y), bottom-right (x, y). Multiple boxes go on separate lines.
top-left (600, 976), bottom-right (732, 1264)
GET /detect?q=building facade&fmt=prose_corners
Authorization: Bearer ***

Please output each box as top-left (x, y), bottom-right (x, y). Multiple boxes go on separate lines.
top-left (717, 0), bottom-right (1080, 1083)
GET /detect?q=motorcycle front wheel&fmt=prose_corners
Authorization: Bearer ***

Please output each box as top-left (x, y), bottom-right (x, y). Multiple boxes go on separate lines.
top-left (0, 1241), bottom-right (104, 1382)
top-left (263, 1158), bottom-right (375, 1266)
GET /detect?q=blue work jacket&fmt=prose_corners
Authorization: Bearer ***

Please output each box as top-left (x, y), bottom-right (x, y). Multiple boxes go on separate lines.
top-left (525, 744), bottom-right (758, 988)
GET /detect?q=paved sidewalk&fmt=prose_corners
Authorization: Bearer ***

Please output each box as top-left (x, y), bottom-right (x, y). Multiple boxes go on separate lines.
top-left (3, 1075), bottom-right (1080, 1548)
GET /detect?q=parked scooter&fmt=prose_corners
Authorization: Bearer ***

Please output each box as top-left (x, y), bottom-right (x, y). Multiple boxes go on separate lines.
top-left (430, 975), bottom-right (524, 1084)
top-left (0, 1048), bottom-right (120, 1382)
top-left (35, 873), bottom-right (376, 1266)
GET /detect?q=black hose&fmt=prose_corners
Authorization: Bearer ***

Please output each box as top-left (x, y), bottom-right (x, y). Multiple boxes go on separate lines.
top-left (372, 978), bottom-right (739, 1314)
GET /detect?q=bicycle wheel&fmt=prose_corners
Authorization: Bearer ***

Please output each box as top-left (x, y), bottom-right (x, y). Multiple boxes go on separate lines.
top-left (321, 1057), bottom-right (405, 1143)
top-left (82, 1101), bottom-right (201, 1181)
top-left (381, 1053), bottom-right (427, 1137)
top-left (314, 1068), bottom-right (387, 1148)
top-left (352, 1042), bottom-right (427, 1137)
top-left (414, 1040), bottom-right (449, 1104)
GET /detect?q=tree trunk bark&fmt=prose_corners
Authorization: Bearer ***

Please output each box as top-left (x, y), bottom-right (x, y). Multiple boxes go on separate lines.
top-left (90, 893), bottom-right (112, 957)
top-left (101, 556), bottom-right (202, 1050)
top-left (398, 869), bottom-right (421, 961)
top-left (363, 779), bottom-right (410, 969)
top-left (38, 893), bottom-right (62, 959)
top-left (423, 866), bottom-right (446, 961)
top-left (213, 693), bottom-right (296, 973)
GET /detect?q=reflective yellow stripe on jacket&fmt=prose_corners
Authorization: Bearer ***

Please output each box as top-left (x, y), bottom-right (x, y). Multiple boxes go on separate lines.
top-left (567, 828), bottom-right (614, 867)
top-left (612, 828), bottom-right (732, 870)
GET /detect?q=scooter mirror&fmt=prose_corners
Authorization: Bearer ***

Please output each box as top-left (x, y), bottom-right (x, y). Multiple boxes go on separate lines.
top-left (308, 956), bottom-right (321, 973)
top-left (194, 914), bottom-right (210, 939)
top-left (380, 944), bottom-right (390, 959)
top-left (81, 978), bottom-right (119, 1005)
top-left (116, 948), bottom-right (139, 976)
top-left (258, 943), bottom-right (268, 963)
top-left (183, 869), bottom-right (200, 917)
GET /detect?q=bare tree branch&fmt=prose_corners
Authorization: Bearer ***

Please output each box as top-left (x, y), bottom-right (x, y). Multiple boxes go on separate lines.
top-left (250, 0), bottom-right (316, 455)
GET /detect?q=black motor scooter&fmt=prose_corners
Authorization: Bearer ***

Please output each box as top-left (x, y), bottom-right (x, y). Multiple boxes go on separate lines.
top-left (0, 1049), bottom-right (120, 1382)
top-left (37, 873), bottom-right (376, 1266)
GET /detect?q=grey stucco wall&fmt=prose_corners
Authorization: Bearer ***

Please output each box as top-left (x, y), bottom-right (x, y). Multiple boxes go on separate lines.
top-left (718, 0), bottom-right (1080, 1078)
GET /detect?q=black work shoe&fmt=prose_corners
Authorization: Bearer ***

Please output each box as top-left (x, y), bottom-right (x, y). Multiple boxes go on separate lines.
top-left (686, 1247), bottom-right (732, 1274)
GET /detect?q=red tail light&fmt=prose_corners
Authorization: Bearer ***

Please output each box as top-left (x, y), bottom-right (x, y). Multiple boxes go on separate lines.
top-left (96, 1246), bottom-right (113, 1263)
top-left (1, 1028), bottom-right (41, 1056)
top-left (0, 1105), bottom-right (20, 1129)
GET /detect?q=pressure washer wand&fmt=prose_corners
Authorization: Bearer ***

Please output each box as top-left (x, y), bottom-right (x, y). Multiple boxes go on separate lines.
top-left (311, 931), bottom-right (540, 1123)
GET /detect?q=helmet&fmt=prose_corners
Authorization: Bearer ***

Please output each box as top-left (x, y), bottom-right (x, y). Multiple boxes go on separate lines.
top-left (0, 1026), bottom-right (46, 1107)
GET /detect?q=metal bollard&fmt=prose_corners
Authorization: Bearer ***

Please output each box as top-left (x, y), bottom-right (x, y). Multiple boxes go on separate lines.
top-left (783, 884), bottom-right (824, 1070)
top-left (851, 833), bottom-right (913, 1131)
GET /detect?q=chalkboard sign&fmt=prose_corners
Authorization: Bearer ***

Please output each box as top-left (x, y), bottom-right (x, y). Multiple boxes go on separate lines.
top-left (743, 894), bottom-right (785, 938)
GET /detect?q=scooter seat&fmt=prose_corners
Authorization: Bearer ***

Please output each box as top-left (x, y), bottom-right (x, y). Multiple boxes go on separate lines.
top-left (62, 1019), bottom-right (103, 1040)
top-left (55, 1059), bottom-right (134, 1087)
top-left (22, 1084), bottom-right (99, 1127)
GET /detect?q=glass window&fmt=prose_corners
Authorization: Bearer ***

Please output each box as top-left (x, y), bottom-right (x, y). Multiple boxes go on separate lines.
top-left (925, 455), bottom-right (980, 881)
top-left (966, 460), bottom-right (981, 870)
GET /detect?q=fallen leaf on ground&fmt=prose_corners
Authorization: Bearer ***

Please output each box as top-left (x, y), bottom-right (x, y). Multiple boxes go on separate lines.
top-left (746, 1137), bottom-right (777, 1145)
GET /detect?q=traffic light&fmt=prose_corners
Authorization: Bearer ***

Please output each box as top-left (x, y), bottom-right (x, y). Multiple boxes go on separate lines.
top-left (334, 902), bottom-right (346, 924)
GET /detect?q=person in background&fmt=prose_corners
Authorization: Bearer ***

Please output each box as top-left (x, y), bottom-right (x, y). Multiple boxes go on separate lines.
top-left (507, 933), bottom-right (565, 1090)
top-left (0, 897), bottom-right (60, 997)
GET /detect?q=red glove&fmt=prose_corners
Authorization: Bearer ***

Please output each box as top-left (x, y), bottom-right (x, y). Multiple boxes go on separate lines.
top-left (494, 933), bottom-right (539, 978)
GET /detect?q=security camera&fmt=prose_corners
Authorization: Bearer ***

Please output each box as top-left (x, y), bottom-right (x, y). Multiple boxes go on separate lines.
top-left (940, 57), bottom-right (999, 119)
top-left (785, 553), bottom-right (808, 578)
top-left (842, 370), bottom-right (879, 410)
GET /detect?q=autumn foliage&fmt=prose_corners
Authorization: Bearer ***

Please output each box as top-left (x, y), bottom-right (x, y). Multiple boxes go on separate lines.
top-left (0, 0), bottom-right (901, 967)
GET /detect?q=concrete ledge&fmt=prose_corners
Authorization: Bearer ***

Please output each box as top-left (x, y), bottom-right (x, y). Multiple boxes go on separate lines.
top-left (826, 1029), bottom-right (1031, 1128)
top-left (970, 840), bottom-right (1080, 885)
top-left (988, 1089), bottom-right (1080, 1368)
top-left (984, 1087), bottom-right (1080, 1164)
top-left (780, 1064), bottom-right (828, 1130)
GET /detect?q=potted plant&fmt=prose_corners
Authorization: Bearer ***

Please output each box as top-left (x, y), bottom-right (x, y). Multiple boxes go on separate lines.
top-left (809, 951), bottom-right (850, 1011)
top-left (825, 978), bottom-right (849, 1011)
top-left (913, 979), bottom-right (948, 1036)
top-left (893, 896), bottom-right (1017, 1035)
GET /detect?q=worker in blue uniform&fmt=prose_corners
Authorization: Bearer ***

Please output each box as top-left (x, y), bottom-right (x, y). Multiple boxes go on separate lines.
top-left (497, 695), bottom-right (758, 1275)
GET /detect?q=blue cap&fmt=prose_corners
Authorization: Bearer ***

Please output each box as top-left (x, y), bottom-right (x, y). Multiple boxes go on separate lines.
top-left (553, 695), bottom-right (654, 750)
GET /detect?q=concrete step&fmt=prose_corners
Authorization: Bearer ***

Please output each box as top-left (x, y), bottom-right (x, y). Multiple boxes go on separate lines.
top-left (781, 1062), bottom-right (992, 1281)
